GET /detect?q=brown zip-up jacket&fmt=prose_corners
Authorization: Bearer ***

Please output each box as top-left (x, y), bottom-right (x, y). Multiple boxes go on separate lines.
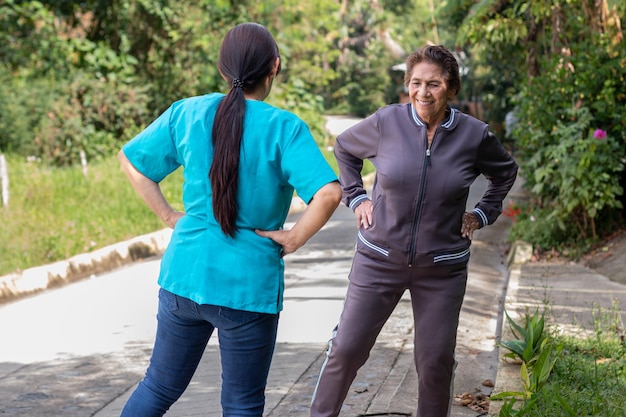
top-left (334, 103), bottom-right (519, 267)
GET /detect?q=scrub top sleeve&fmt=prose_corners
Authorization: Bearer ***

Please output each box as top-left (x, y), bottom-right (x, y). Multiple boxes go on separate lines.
top-left (122, 106), bottom-right (181, 183)
top-left (281, 121), bottom-right (338, 204)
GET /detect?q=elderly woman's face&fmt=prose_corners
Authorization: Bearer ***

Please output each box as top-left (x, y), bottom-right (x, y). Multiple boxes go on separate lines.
top-left (407, 61), bottom-right (456, 126)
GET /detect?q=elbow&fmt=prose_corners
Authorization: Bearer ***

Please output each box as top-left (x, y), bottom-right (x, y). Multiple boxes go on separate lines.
top-left (117, 149), bottom-right (129, 171)
top-left (117, 149), bottom-right (143, 182)
top-left (328, 181), bottom-right (343, 208)
top-left (317, 181), bottom-right (343, 209)
top-left (117, 149), bottom-right (127, 165)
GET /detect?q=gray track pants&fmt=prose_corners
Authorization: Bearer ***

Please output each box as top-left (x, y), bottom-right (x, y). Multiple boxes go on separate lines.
top-left (310, 246), bottom-right (468, 417)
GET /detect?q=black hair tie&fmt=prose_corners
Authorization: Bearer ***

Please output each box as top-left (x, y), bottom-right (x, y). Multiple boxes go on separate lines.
top-left (232, 78), bottom-right (244, 89)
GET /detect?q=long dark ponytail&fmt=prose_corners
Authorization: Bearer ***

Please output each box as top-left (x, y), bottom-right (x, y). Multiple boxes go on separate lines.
top-left (210, 23), bottom-right (280, 237)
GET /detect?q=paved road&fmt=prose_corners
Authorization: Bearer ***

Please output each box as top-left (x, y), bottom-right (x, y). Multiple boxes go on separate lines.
top-left (0, 116), bottom-right (516, 416)
top-left (0, 176), bottom-right (514, 417)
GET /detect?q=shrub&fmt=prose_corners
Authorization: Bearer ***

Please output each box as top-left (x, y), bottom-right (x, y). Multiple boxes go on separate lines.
top-left (528, 107), bottom-right (623, 239)
top-left (33, 71), bottom-right (150, 166)
top-left (0, 70), bottom-right (54, 155)
top-left (511, 30), bottom-right (626, 252)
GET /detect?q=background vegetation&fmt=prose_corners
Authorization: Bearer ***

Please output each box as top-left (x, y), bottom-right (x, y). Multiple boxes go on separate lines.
top-left (496, 306), bottom-right (626, 416)
top-left (0, 0), bottom-right (625, 275)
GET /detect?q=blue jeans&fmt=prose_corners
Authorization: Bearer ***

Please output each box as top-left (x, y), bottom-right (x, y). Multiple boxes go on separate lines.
top-left (120, 288), bottom-right (279, 417)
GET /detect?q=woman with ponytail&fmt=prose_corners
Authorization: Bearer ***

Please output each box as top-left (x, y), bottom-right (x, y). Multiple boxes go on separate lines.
top-left (117, 22), bottom-right (341, 417)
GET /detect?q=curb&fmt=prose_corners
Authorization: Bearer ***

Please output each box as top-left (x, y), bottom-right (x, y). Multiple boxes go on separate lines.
top-left (0, 228), bottom-right (172, 304)
top-left (487, 240), bottom-right (533, 416)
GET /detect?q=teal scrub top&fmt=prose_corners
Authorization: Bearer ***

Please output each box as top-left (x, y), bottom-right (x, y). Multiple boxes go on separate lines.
top-left (122, 93), bottom-right (338, 314)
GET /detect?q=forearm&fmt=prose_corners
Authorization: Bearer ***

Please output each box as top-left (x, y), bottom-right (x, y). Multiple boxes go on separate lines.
top-left (286, 181), bottom-right (342, 251)
top-left (475, 131), bottom-right (519, 225)
top-left (334, 141), bottom-right (366, 209)
top-left (117, 150), bottom-right (178, 227)
top-left (475, 170), bottom-right (518, 226)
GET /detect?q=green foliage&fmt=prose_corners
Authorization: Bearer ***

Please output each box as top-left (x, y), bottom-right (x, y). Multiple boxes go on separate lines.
top-left (276, 0), bottom-right (342, 109)
top-left (497, 395), bottom-right (539, 417)
top-left (35, 71), bottom-right (151, 165)
top-left (1, 0), bottom-right (423, 163)
top-left (511, 36), bottom-right (626, 250)
top-left (453, 0), bottom-right (530, 131)
top-left (498, 302), bottom-right (626, 416)
top-left (527, 107), bottom-right (624, 238)
top-left (507, 206), bottom-right (579, 254)
top-left (0, 68), bottom-right (52, 155)
top-left (457, 0), bottom-right (534, 47)
top-left (495, 302), bottom-right (626, 416)
top-left (268, 77), bottom-right (329, 146)
top-left (458, 0), bottom-right (626, 254)
top-left (0, 154), bottom-right (183, 275)
top-left (278, 0), bottom-right (398, 117)
top-left (6, 0), bottom-right (625, 262)
top-left (342, 40), bottom-right (393, 117)
top-left (0, 0), bottom-right (153, 160)
top-left (119, 0), bottom-right (228, 112)
top-left (500, 309), bottom-right (548, 366)
top-left (522, 340), bottom-right (561, 396)
top-left (0, 0), bottom-right (75, 76)
top-left (494, 309), bottom-right (563, 415)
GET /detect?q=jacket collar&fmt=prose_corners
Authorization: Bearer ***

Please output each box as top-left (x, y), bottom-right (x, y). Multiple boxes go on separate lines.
top-left (410, 104), bottom-right (457, 129)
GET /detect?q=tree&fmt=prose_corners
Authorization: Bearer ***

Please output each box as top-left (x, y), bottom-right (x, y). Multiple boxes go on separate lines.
top-left (0, 0), bottom-right (470, 160)
top-left (457, 0), bottom-right (626, 250)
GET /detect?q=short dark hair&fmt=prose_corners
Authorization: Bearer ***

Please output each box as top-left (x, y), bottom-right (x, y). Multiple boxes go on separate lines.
top-left (404, 45), bottom-right (461, 96)
top-left (210, 23), bottom-right (280, 237)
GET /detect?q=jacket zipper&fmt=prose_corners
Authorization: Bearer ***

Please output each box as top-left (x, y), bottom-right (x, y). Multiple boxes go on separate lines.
top-left (408, 135), bottom-right (432, 266)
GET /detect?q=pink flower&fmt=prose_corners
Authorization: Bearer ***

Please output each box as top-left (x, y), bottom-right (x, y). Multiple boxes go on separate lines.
top-left (593, 129), bottom-right (607, 139)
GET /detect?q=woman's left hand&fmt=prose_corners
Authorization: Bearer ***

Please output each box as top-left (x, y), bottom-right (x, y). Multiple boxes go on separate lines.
top-left (461, 212), bottom-right (479, 240)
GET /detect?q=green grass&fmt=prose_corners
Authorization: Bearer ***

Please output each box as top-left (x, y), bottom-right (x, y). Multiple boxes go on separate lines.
top-left (523, 332), bottom-right (626, 416)
top-left (0, 154), bottom-right (183, 276)
top-left (0, 149), bottom-right (373, 276)
top-left (498, 305), bottom-right (626, 417)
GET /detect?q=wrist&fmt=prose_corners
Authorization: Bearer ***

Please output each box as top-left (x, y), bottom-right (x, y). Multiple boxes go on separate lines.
top-left (471, 208), bottom-right (487, 228)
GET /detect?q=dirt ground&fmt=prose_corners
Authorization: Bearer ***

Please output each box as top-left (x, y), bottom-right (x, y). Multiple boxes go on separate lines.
top-left (581, 228), bottom-right (626, 286)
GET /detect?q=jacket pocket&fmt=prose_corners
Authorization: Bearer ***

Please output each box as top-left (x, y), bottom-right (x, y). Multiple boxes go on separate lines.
top-left (357, 230), bottom-right (390, 258)
top-left (433, 246), bottom-right (471, 265)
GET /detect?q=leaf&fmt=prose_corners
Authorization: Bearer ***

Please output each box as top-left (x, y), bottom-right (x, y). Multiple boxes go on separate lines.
top-left (500, 339), bottom-right (527, 358)
top-left (555, 393), bottom-right (577, 416)
top-left (505, 310), bottom-right (528, 340)
top-left (490, 391), bottom-right (525, 400)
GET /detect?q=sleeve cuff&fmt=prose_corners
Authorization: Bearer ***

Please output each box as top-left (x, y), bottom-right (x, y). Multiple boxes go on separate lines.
top-left (472, 208), bottom-right (488, 228)
top-left (349, 194), bottom-right (369, 211)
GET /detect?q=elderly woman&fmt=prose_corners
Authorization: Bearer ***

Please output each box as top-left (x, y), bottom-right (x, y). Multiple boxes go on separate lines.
top-left (310, 45), bottom-right (518, 417)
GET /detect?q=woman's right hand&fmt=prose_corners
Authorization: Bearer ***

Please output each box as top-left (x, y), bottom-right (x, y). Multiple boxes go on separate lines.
top-left (354, 200), bottom-right (373, 229)
top-left (256, 181), bottom-right (342, 257)
top-left (118, 150), bottom-right (184, 230)
top-left (164, 211), bottom-right (185, 229)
